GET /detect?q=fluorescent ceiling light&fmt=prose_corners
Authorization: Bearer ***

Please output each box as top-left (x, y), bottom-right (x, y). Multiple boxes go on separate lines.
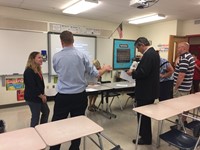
top-left (128, 14), bottom-right (166, 24)
top-left (63, 0), bottom-right (100, 15)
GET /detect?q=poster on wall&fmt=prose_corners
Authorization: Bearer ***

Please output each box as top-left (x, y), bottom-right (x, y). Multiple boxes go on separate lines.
top-left (157, 44), bottom-right (169, 52)
top-left (6, 78), bottom-right (24, 91)
top-left (17, 90), bottom-right (24, 101)
top-left (113, 39), bottom-right (135, 70)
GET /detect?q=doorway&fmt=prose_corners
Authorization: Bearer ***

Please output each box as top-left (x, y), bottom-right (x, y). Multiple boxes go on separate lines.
top-left (168, 35), bottom-right (188, 66)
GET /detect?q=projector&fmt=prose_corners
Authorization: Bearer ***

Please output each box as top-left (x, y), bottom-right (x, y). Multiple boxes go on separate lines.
top-left (129, 0), bottom-right (148, 8)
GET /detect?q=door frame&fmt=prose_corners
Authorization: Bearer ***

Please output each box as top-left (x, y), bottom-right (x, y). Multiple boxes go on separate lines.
top-left (168, 35), bottom-right (188, 66)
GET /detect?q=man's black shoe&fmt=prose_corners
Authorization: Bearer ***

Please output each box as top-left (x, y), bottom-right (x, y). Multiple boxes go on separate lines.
top-left (132, 138), bottom-right (152, 145)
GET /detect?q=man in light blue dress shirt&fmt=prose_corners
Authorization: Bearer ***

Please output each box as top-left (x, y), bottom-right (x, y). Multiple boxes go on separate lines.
top-left (50, 30), bottom-right (112, 150)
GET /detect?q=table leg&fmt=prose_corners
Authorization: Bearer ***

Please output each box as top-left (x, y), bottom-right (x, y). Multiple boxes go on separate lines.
top-left (178, 115), bottom-right (186, 133)
top-left (156, 120), bottom-right (163, 148)
top-left (97, 133), bottom-right (104, 150)
top-left (96, 92), bottom-right (117, 119)
top-left (105, 92), bottom-right (117, 118)
top-left (135, 113), bottom-right (142, 150)
top-left (83, 136), bottom-right (86, 150)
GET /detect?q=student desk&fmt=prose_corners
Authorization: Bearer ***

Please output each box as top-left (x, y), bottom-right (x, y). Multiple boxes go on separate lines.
top-left (45, 82), bottom-right (135, 119)
top-left (102, 81), bottom-right (135, 92)
top-left (86, 83), bottom-right (113, 94)
top-left (45, 84), bottom-right (112, 97)
top-left (161, 94), bottom-right (200, 111)
top-left (0, 127), bottom-right (46, 150)
top-left (45, 81), bottom-right (135, 97)
top-left (133, 94), bottom-right (200, 150)
top-left (35, 116), bottom-right (104, 149)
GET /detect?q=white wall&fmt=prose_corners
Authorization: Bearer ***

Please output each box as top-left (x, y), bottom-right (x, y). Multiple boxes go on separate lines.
top-left (181, 20), bottom-right (200, 36)
top-left (138, 20), bottom-right (178, 59)
top-left (0, 6), bottom-right (138, 36)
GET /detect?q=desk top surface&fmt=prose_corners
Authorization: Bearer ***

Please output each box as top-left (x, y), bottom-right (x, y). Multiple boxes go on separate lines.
top-left (35, 116), bottom-right (103, 146)
top-left (102, 81), bottom-right (135, 89)
top-left (161, 94), bottom-right (200, 111)
top-left (195, 92), bottom-right (200, 95)
top-left (45, 81), bottom-right (135, 96)
top-left (133, 94), bottom-right (200, 121)
top-left (86, 84), bottom-right (112, 92)
top-left (133, 102), bottom-right (181, 120)
top-left (0, 127), bottom-right (46, 150)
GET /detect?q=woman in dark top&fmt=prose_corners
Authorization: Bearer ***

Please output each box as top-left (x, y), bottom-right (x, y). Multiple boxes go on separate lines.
top-left (23, 51), bottom-right (49, 127)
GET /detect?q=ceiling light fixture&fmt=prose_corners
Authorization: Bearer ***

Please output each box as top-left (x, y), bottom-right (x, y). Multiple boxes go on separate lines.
top-left (128, 14), bottom-right (166, 24)
top-left (62, 0), bottom-right (100, 15)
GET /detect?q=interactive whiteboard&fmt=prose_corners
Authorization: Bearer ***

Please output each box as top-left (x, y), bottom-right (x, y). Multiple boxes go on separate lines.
top-left (0, 29), bottom-right (48, 75)
top-left (48, 32), bottom-right (96, 75)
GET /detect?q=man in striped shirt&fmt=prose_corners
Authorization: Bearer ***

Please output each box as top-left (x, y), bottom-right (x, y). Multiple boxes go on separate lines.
top-left (173, 42), bottom-right (195, 124)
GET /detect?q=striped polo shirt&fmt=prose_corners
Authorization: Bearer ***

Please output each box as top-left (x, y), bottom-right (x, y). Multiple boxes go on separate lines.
top-left (174, 52), bottom-right (195, 91)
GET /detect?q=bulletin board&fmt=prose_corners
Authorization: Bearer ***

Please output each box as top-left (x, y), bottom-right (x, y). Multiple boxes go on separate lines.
top-left (113, 39), bottom-right (135, 70)
top-left (48, 32), bottom-right (96, 75)
top-left (0, 29), bottom-right (48, 75)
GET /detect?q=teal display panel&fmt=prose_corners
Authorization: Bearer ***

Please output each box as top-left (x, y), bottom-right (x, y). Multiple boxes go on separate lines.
top-left (113, 39), bottom-right (135, 70)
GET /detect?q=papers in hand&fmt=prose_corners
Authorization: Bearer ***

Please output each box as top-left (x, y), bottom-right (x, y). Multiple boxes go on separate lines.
top-left (120, 70), bottom-right (135, 82)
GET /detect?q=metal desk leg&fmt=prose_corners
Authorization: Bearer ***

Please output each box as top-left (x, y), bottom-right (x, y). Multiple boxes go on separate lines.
top-left (135, 113), bottom-right (142, 150)
top-left (96, 92), bottom-right (116, 119)
top-left (83, 136), bottom-right (86, 150)
top-left (99, 133), bottom-right (121, 150)
top-left (105, 93), bottom-right (117, 118)
top-left (97, 93), bottom-right (104, 110)
top-left (179, 115), bottom-right (186, 133)
top-left (156, 120), bottom-right (163, 148)
top-left (97, 133), bottom-right (104, 150)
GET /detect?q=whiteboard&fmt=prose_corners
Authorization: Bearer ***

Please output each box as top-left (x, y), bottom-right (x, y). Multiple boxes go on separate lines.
top-left (0, 30), bottom-right (48, 75)
top-left (48, 33), bottom-right (96, 75)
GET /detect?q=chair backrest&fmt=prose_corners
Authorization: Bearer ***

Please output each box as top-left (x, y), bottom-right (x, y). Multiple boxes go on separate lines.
top-left (160, 113), bottom-right (200, 150)
top-left (183, 114), bottom-right (200, 138)
top-left (160, 129), bottom-right (199, 150)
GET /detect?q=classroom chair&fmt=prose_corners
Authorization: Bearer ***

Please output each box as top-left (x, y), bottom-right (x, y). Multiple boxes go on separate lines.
top-left (159, 129), bottom-right (200, 150)
top-left (185, 120), bottom-right (200, 137)
top-left (99, 81), bottom-right (123, 111)
top-left (124, 91), bottom-right (136, 108)
top-left (103, 92), bottom-right (123, 111)
top-left (160, 113), bottom-right (200, 150)
top-left (183, 113), bottom-right (200, 138)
